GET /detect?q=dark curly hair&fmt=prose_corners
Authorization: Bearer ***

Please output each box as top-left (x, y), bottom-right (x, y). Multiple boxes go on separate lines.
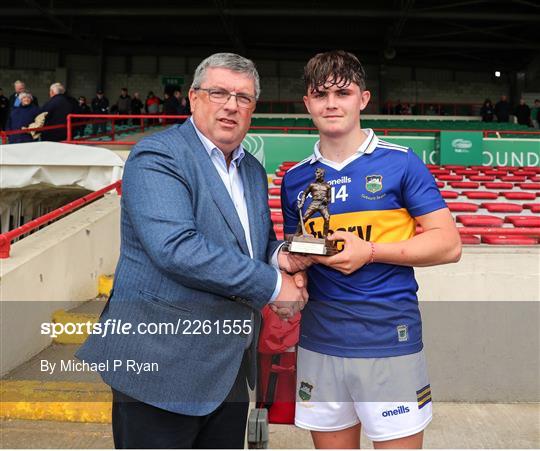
top-left (303, 50), bottom-right (367, 93)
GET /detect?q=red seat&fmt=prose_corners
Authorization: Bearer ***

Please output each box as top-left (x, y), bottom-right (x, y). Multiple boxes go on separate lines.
top-left (438, 175), bottom-right (463, 181)
top-left (481, 235), bottom-right (538, 245)
top-left (268, 198), bottom-right (282, 208)
top-left (469, 175), bottom-right (496, 182)
top-left (470, 165), bottom-right (487, 170)
top-left (430, 169), bottom-right (451, 176)
top-left (519, 183), bottom-right (540, 190)
top-left (426, 164), bottom-right (441, 169)
top-left (445, 202), bottom-right (479, 212)
top-left (281, 161), bottom-right (298, 167)
top-left (481, 202), bottom-right (523, 213)
top-left (494, 166), bottom-right (515, 170)
top-left (436, 182), bottom-right (445, 188)
top-left (454, 169), bottom-right (479, 176)
top-left (273, 224), bottom-right (284, 240)
top-left (523, 203), bottom-right (540, 213)
top-left (443, 165), bottom-right (465, 170)
top-left (456, 215), bottom-right (504, 227)
top-left (504, 216), bottom-right (540, 227)
top-left (268, 187), bottom-right (281, 196)
top-left (273, 178), bottom-right (283, 186)
top-left (449, 181), bottom-right (479, 189)
top-left (530, 176), bottom-right (540, 182)
top-left (440, 190), bottom-right (459, 199)
top-left (460, 235), bottom-right (481, 244)
top-left (501, 192), bottom-right (536, 201)
top-left (501, 175), bottom-right (527, 182)
top-left (484, 170), bottom-right (508, 177)
top-left (462, 191), bottom-right (498, 200)
top-left (525, 167), bottom-right (540, 174)
top-left (271, 212), bottom-right (284, 224)
top-left (275, 170), bottom-right (285, 177)
top-left (483, 182), bottom-right (513, 190)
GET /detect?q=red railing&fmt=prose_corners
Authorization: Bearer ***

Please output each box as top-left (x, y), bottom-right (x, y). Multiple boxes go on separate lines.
top-left (0, 180), bottom-right (122, 258)
top-left (0, 123), bottom-right (70, 145)
top-left (383, 101), bottom-right (482, 116)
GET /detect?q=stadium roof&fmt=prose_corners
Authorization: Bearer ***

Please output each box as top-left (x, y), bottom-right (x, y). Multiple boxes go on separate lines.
top-left (1, 0), bottom-right (539, 73)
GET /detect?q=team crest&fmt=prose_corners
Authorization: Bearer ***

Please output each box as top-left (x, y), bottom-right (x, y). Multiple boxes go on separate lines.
top-left (298, 381), bottom-right (314, 401)
top-left (365, 175), bottom-right (383, 193)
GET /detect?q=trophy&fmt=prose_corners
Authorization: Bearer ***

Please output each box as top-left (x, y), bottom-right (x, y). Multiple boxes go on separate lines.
top-left (282, 168), bottom-right (338, 256)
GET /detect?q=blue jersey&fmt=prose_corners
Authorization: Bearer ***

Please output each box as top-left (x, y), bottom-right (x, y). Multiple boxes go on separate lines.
top-left (281, 130), bottom-right (446, 358)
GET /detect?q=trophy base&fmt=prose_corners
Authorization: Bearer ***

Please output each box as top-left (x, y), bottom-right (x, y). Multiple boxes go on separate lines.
top-left (283, 235), bottom-right (338, 256)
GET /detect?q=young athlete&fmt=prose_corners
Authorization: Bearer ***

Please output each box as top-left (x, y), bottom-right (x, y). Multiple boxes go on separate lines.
top-left (280, 50), bottom-right (462, 449)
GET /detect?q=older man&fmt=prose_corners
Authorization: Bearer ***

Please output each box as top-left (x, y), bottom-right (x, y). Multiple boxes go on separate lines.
top-left (40, 83), bottom-right (77, 141)
top-left (77, 53), bottom-right (309, 449)
top-left (9, 80), bottom-right (39, 109)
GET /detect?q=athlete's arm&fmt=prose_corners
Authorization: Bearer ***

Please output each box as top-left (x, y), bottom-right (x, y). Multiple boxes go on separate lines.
top-left (312, 208), bottom-right (461, 275)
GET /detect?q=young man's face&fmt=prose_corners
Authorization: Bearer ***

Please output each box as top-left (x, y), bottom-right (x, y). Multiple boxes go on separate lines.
top-left (304, 80), bottom-right (370, 138)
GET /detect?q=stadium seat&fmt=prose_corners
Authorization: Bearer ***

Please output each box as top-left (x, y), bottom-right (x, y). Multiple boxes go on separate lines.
top-left (456, 215), bottom-right (504, 227)
top-left (430, 169), bottom-right (451, 176)
top-left (273, 178), bottom-right (283, 186)
top-left (446, 202), bottom-right (479, 212)
top-left (460, 235), bottom-right (481, 244)
top-left (481, 202), bottom-right (523, 213)
top-left (271, 212), bottom-right (284, 224)
top-left (483, 182), bottom-right (513, 190)
top-left (484, 170), bottom-right (508, 176)
top-left (504, 216), bottom-right (540, 228)
top-left (501, 175), bottom-right (527, 182)
top-left (450, 181), bottom-right (480, 189)
top-left (501, 192), bottom-right (536, 201)
top-left (530, 176), bottom-right (540, 182)
top-left (442, 165), bottom-right (465, 170)
top-left (273, 224), bottom-right (284, 240)
top-left (523, 203), bottom-right (540, 213)
top-left (438, 175), bottom-right (463, 181)
top-left (440, 190), bottom-right (459, 199)
top-left (519, 183), bottom-right (540, 190)
top-left (275, 170), bottom-right (285, 177)
top-left (469, 175), bottom-right (496, 182)
top-left (268, 198), bottom-right (281, 208)
top-left (454, 169), bottom-right (479, 176)
top-left (462, 191), bottom-right (499, 200)
top-left (281, 161), bottom-right (299, 168)
top-left (268, 187), bottom-right (281, 196)
top-left (436, 182), bottom-right (445, 188)
top-left (481, 235), bottom-right (538, 245)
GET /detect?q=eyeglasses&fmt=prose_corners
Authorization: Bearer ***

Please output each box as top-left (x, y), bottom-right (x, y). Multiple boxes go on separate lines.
top-left (194, 87), bottom-right (256, 108)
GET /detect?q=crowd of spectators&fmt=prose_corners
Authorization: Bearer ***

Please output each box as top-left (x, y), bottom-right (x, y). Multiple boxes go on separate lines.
top-left (0, 80), bottom-right (191, 143)
top-left (481, 95), bottom-right (539, 127)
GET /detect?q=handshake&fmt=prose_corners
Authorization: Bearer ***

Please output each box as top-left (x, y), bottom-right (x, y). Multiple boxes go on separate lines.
top-left (269, 249), bottom-right (313, 320)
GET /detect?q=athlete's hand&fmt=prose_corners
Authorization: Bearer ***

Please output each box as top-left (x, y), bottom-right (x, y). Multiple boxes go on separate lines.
top-left (312, 231), bottom-right (372, 275)
top-left (278, 248), bottom-right (313, 273)
top-left (271, 271), bottom-right (308, 319)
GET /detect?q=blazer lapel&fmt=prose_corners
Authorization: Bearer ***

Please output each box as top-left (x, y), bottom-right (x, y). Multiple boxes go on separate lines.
top-left (180, 122), bottom-right (251, 256)
top-left (239, 160), bottom-right (262, 259)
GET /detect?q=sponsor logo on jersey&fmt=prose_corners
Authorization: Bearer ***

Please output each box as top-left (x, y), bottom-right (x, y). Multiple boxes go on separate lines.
top-left (365, 175), bottom-right (383, 193)
top-left (397, 324), bottom-right (409, 342)
top-left (298, 381), bottom-right (314, 401)
top-left (416, 384), bottom-right (432, 409)
top-left (381, 405), bottom-right (410, 417)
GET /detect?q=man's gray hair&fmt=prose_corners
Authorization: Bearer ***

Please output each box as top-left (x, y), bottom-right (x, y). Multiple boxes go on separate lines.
top-left (50, 82), bottom-right (65, 95)
top-left (14, 80), bottom-right (25, 87)
top-left (191, 53), bottom-right (260, 99)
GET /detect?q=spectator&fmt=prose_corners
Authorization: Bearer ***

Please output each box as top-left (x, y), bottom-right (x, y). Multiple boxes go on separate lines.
top-left (74, 96), bottom-right (91, 138)
top-left (9, 80), bottom-right (38, 109)
top-left (131, 92), bottom-right (144, 115)
top-left (426, 105), bottom-right (437, 115)
top-left (394, 99), bottom-right (403, 115)
top-left (514, 98), bottom-right (531, 127)
top-left (145, 91), bottom-right (161, 125)
top-left (6, 92), bottom-right (40, 143)
top-left (115, 88), bottom-right (132, 126)
top-left (91, 89), bottom-right (109, 136)
top-left (494, 95), bottom-right (511, 122)
top-left (39, 83), bottom-right (77, 142)
top-left (0, 88), bottom-right (9, 130)
top-left (162, 92), bottom-right (180, 124)
top-left (401, 103), bottom-right (412, 115)
top-left (174, 89), bottom-right (190, 116)
top-left (530, 99), bottom-right (539, 129)
top-left (480, 99), bottom-right (495, 122)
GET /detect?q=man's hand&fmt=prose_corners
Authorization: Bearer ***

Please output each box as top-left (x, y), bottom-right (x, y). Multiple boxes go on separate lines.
top-left (312, 231), bottom-right (371, 275)
top-left (278, 248), bottom-right (313, 274)
top-left (270, 271), bottom-right (308, 319)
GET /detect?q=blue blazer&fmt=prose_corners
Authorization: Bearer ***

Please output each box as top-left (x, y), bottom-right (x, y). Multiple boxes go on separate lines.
top-left (77, 121), bottom-right (280, 415)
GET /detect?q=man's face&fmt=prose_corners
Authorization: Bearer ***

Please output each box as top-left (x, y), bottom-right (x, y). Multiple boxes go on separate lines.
top-left (15, 83), bottom-right (25, 93)
top-left (189, 67), bottom-right (256, 154)
top-left (304, 80), bottom-right (370, 139)
top-left (501, 95), bottom-right (507, 102)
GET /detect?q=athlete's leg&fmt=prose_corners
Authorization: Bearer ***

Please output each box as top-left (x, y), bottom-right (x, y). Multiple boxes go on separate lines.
top-left (296, 205), bottom-right (318, 234)
top-left (311, 423), bottom-right (361, 449)
top-left (373, 430), bottom-right (423, 449)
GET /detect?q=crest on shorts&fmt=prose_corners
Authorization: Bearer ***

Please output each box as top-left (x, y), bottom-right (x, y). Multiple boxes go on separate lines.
top-left (298, 381), bottom-right (313, 401)
top-left (365, 175), bottom-right (383, 193)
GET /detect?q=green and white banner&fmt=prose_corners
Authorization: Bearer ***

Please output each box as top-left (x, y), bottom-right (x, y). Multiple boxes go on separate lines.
top-left (243, 133), bottom-right (540, 172)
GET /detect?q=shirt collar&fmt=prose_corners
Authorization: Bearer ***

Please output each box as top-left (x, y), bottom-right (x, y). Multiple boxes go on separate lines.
top-left (190, 117), bottom-right (245, 166)
top-left (310, 128), bottom-right (378, 164)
